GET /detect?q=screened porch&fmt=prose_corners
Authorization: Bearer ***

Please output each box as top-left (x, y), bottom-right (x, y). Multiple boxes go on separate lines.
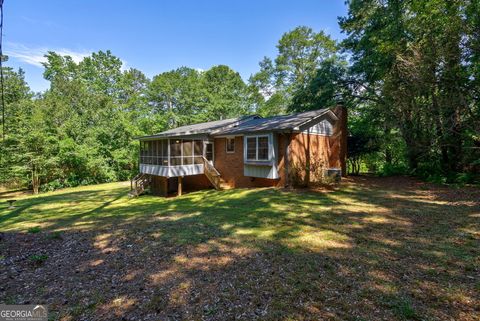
top-left (139, 139), bottom-right (214, 177)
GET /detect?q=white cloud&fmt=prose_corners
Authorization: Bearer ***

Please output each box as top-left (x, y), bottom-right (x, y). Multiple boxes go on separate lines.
top-left (5, 42), bottom-right (91, 67)
top-left (4, 42), bottom-right (127, 70)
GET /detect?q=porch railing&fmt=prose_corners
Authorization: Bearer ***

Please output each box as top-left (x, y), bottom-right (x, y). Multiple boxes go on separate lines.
top-left (140, 156), bottom-right (204, 166)
top-left (129, 173), bottom-right (151, 197)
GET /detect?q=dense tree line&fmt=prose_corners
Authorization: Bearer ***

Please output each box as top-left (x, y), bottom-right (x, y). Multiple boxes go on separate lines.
top-left (251, 1), bottom-right (479, 182)
top-left (1, 0), bottom-right (478, 192)
top-left (340, 0), bottom-right (479, 182)
top-left (0, 53), bottom-right (255, 192)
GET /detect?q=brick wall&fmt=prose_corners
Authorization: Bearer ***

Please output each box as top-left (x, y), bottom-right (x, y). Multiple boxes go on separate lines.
top-left (288, 133), bottom-right (338, 185)
top-left (277, 134), bottom-right (287, 187)
top-left (287, 105), bottom-right (348, 184)
top-left (214, 136), bottom-right (280, 188)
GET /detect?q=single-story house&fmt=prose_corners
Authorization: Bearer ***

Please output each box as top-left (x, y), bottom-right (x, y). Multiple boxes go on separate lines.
top-left (132, 104), bottom-right (347, 196)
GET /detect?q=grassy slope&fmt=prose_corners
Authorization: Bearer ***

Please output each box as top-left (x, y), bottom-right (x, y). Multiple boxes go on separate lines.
top-left (0, 178), bottom-right (479, 320)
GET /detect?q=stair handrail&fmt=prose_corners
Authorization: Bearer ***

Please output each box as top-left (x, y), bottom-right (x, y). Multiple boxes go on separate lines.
top-left (131, 173), bottom-right (141, 190)
top-left (202, 157), bottom-right (221, 176)
top-left (130, 173), bottom-right (151, 196)
top-left (202, 157), bottom-right (222, 189)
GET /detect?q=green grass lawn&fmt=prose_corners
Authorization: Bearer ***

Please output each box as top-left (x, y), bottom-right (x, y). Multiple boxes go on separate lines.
top-left (0, 177), bottom-right (479, 320)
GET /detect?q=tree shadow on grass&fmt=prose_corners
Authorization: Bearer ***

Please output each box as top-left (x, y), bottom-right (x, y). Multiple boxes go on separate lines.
top-left (0, 186), bottom-right (130, 230)
top-left (0, 177), bottom-right (478, 320)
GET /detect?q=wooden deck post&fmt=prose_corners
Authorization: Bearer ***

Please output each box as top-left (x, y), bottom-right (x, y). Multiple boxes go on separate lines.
top-left (178, 176), bottom-right (183, 196)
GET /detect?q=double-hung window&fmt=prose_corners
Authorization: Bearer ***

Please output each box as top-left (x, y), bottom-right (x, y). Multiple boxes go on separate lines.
top-left (226, 137), bottom-right (235, 153)
top-left (246, 135), bottom-right (269, 161)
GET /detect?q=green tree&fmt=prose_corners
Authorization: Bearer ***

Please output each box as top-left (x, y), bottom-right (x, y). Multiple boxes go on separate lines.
top-left (340, 0), bottom-right (479, 180)
top-left (0, 66), bottom-right (33, 186)
top-left (147, 65), bottom-right (253, 127)
top-left (275, 26), bottom-right (337, 92)
top-left (291, 57), bottom-right (350, 112)
top-left (40, 50), bottom-right (141, 186)
top-left (202, 65), bottom-right (252, 120)
top-left (250, 26), bottom-right (340, 115)
top-left (147, 67), bottom-right (204, 129)
top-left (6, 99), bottom-right (58, 193)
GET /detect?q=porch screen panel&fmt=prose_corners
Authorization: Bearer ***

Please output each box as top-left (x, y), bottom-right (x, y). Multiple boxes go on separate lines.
top-left (156, 140), bottom-right (163, 165)
top-left (146, 141), bottom-right (152, 164)
top-left (156, 140), bottom-right (162, 166)
top-left (194, 140), bottom-right (203, 164)
top-left (170, 139), bottom-right (182, 166)
top-left (158, 140), bottom-right (162, 165)
top-left (153, 141), bottom-right (158, 165)
top-left (142, 141), bottom-right (146, 163)
top-left (161, 140), bottom-right (168, 165)
top-left (149, 141), bottom-right (154, 164)
top-left (183, 140), bottom-right (193, 165)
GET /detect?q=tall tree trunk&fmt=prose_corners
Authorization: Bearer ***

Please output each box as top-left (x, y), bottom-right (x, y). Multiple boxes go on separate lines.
top-left (32, 164), bottom-right (40, 194)
top-left (432, 90), bottom-right (449, 173)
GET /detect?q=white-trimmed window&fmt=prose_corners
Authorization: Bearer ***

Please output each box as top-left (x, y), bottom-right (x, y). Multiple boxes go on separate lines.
top-left (246, 135), bottom-right (270, 161)
top-left (226, 137), bottom-right (235, 153)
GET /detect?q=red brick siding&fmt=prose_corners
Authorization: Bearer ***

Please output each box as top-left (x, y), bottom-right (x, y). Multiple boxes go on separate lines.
top-left (277, 133), bottom-right (287, 187)
top-left (287, 107), bottom-right (347, 184)
top-left (213, 136), bottom-right (280, 188)
top-left (289, 132), bottom-right (338, 184)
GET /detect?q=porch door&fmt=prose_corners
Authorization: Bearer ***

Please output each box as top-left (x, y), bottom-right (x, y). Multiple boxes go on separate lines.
top-left (205, 142), bottom-right (214, 164)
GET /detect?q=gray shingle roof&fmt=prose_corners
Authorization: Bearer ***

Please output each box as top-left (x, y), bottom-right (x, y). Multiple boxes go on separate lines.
top-left (213, 108), bottom-right (332, 135)
top-left (138, 116), bottom-right (255, 139)
top-left (137, 108), bottom-right (335, 140)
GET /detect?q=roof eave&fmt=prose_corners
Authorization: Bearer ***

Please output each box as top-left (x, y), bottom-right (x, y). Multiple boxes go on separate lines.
top-left (297, 109), bottom-right (338, 132)
top-left (137, 115), bottom-right (260, 140)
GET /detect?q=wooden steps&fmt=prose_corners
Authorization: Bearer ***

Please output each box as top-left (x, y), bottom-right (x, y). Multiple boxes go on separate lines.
top-left (203, 157), bottom-right (230, 190)
top-left (129, 173), bottom-right (151, 197)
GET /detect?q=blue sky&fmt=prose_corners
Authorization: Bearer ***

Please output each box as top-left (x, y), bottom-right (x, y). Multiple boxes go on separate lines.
top-left (5, 0), bottom-right (348, 92)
